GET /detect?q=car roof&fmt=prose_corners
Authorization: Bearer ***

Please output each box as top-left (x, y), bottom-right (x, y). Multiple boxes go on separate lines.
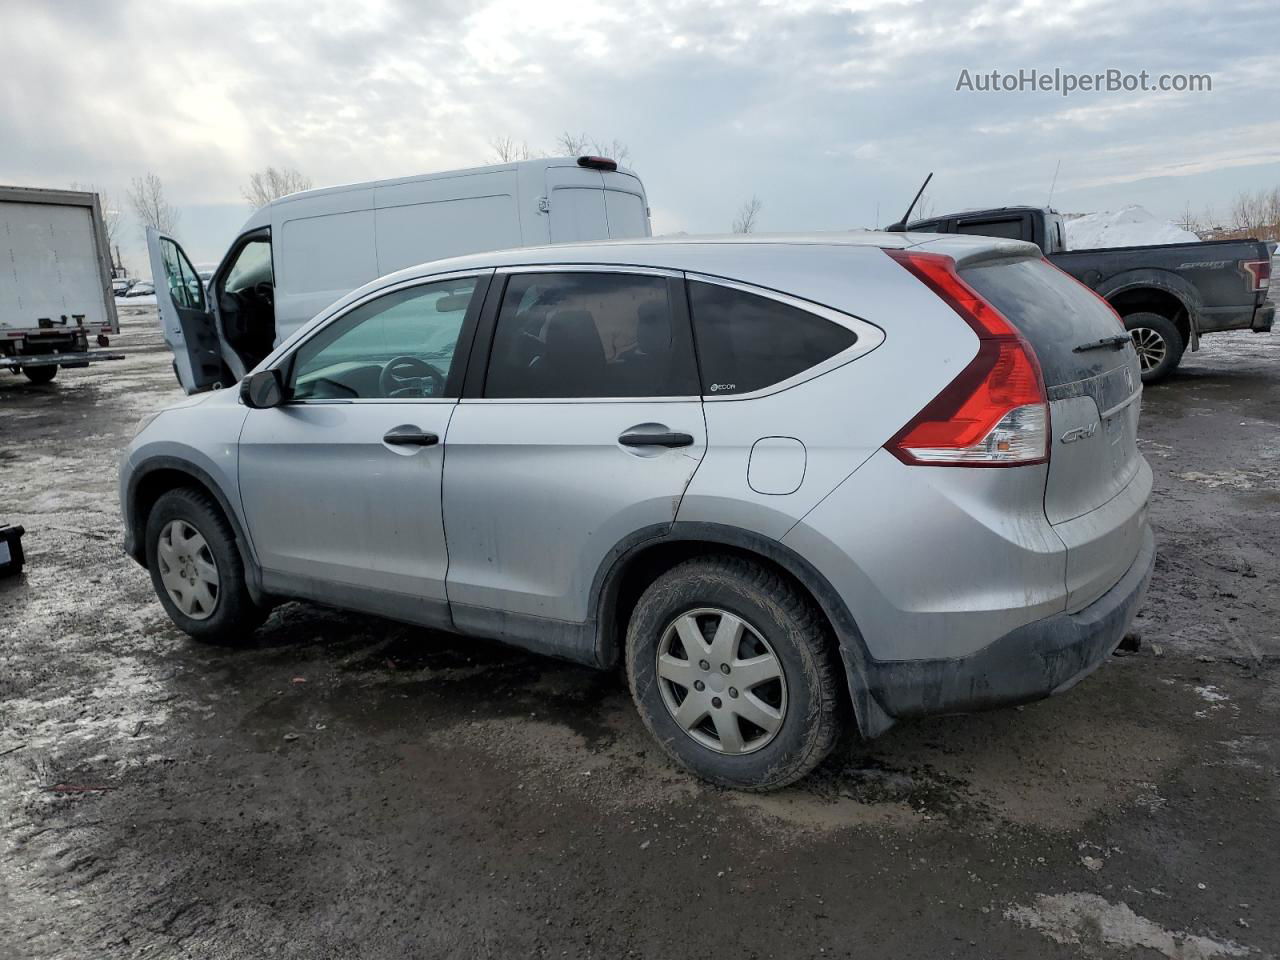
top-left (376, 230), bottom-right (1038, 281)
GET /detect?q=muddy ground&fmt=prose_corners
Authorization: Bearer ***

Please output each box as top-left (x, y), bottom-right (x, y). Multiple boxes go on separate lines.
top-left (2, 307), bottom-right (1277, 959)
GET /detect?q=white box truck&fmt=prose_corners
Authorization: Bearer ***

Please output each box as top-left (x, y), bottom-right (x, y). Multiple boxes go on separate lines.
top-left (1, 186), bottom-right (123, 384)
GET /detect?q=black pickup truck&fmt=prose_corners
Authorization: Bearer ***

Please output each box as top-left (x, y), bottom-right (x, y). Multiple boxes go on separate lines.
top-left (908, 205), bottom-right (1275, 382)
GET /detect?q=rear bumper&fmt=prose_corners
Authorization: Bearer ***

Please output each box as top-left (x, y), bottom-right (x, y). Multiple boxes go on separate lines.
top-left (2, 349), bottom-right (125, 370)
top-left (866, 523), bottom-right (1155, 719)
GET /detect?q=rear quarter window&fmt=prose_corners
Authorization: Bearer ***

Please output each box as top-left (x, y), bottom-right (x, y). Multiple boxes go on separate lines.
top-left (687, 281), bottom-right (856, 395)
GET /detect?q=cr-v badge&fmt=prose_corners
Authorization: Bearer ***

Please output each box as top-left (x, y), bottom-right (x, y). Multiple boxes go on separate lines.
top-left (1061, 423), bottom-right (1098, 444)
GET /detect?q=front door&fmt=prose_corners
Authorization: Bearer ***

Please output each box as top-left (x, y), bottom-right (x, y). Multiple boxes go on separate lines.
top-left (443, 268), bottom-right (706, 643)
top-left (146, 227), bottom-right (226, 393)
top-left (237, 272), bottom-right (489, 627)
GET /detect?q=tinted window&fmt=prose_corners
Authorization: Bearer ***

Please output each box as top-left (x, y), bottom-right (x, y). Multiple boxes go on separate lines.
top-left (955, 217), bottom-right (1025, 241)
top-left (484, 272), bottom-right (698, 398)
top-left (290, 277), bottom-right (477, 400)
top-left (961, 258), bottom-right (1127, 387)
top-left (687, 281), bottom-right (856, 395)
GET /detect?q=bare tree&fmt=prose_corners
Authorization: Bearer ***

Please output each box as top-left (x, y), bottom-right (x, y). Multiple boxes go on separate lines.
top-left (128, 172), bottom-right (179, 234)
top-left (1225, 187), bottom-right (1280, 242)
top-left (732, 195), bottom-right (763, 234)
top-left (242, 166), bottom-right (312, 209)
top-left (489, 136), bottom-right (533, 163)
top-left (554, 132), bottom-right (631, 164)
top-left (914, 191), bottom-right (936, 222)
top-left (556, 131), bottom-right (592, 156)
top-left (70, 181), bottom-right (121, 248)
top-left (1176, 201), bottom-right (1201, 234)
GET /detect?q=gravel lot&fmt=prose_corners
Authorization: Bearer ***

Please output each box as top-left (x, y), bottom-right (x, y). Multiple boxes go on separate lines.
top-left (2, 306), bottom-right (1278, 959)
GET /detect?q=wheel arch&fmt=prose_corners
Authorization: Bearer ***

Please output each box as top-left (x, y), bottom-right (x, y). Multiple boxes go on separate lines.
top-left (1098, 271), bottom-right (1201, 348)
top-left (590, 522), bottom-right (894, 737)
top-left (125, 456), bottom-right (266, 602)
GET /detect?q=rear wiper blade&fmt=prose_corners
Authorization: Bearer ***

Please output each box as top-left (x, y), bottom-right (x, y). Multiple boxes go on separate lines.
top-left (1073, 334), bottom-right (1131, 353)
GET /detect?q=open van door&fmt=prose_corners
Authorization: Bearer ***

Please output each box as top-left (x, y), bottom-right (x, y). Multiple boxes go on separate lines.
top-left (146, 226), bottom-right (227, 394)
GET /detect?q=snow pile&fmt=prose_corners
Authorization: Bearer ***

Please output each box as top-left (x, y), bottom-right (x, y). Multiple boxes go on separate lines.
top-left (1063, 205), bottom-right (1200, 250)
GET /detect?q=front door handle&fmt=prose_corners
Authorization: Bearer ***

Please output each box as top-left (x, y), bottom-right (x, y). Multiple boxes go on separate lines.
top-left (618, 431), bottom-right (695, 448)
top-left (383, 426), bottom-right (439, 447)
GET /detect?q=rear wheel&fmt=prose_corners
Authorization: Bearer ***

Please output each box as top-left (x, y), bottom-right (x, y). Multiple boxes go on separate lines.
top-left (22, 365), bottom-right (58, 384)
top-left (625, 556), bottom-right (842, 791)
top-left (145, 488), bottom-right (266, 644)
top-left (1123, 312), bottom-right (1184, 383)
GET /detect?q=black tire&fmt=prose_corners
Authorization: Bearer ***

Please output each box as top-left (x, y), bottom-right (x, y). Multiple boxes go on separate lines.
top-left (22, 365), bottom-right (58, 384)
top-left (1123, 312), bottom-right (1184, 383)
top-left (625, 556), bottom-right (842, 791)
top-left (144, 488), bottom-right (266, 644)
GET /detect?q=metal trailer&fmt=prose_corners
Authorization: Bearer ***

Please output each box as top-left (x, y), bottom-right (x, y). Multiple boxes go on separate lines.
top-left (1, 185), bottom-right (125, 383)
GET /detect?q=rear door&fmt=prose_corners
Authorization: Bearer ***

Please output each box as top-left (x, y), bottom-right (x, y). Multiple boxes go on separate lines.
top-left (443, 267), bottom-right (705, 640)
top-left (146, 227), bottom-right (226, 394)
top-left (545, 166), bottom-right (610, 243)
top-left (957, 252), bottom-right (1150, 608)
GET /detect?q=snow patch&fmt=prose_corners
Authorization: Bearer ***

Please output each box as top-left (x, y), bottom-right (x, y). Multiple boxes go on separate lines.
top-left (1006, 892), bottom-right (1249, 959)
top-left (1064, 205), bottom-right (1200, 250)
top-left (1195, 685), bottom-right (1229, 703)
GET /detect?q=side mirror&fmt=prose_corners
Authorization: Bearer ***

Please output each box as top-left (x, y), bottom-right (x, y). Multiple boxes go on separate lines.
top-left (240, 369), bottom-right (284, 409)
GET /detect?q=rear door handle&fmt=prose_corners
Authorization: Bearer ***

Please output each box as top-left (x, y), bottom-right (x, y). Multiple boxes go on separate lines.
top-left (383, 427), bottom-right (439, 447)
top-left (618, 431), bottom-right (695, 448)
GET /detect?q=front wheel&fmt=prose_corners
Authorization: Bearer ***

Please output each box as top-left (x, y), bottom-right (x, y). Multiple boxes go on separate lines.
top-left (1123, 312), bottom-right (1184, 383)
top-left (145, 488), bottom-right (266, 644)
top-left (22, 365), bottom-right (58, 384)
top-left (625, 556), bottom-right (842, 791)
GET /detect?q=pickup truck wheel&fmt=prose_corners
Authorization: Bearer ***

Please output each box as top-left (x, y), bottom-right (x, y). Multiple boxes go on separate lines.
top-left (22, 365), bottom-right (58, 384)
top-left (1123, 312), bottom-right (1184, 383)
top-left (145, 488), bottom-right (266, 645)
top-left (625, 556), bottom-right (842, 791)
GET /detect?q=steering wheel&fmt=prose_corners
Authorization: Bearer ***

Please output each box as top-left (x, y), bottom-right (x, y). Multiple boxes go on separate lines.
top-left (253, 281), bottom-right (275, 308)
top-left (379, 355), bottom-right (446, 398)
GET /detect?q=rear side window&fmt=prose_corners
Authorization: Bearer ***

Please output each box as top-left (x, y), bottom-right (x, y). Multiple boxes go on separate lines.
top-left (961, 258), bottom-right (1126, 387)
top-left (687, 281), bottom-right (856, 395)
top-left (955, 218), bottom-right (1025, 241)
top-left (484, 272), bottom-right (699, 398)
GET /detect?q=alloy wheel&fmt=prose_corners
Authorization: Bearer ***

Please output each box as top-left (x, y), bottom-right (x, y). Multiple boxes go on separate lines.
top-left (156, 519), bottom-right (220, 620)
top-left (1129, 327), bottom-right (1167, 373)
top-left (655, 607), bottom-right (788, 755)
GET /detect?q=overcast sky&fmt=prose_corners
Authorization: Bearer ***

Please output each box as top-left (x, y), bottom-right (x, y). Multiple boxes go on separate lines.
top-left (4, 0), bottom-right (1277, 275)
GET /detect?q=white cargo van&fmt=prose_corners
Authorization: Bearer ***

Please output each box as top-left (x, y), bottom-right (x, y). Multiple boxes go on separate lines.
top-left (149, 156), bottom-right (652, 394)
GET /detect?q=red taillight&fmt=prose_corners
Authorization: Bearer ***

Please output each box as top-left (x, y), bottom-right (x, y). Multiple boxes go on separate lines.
top-left (884, 249), bottom-right (1049, 467)
top-left (577, 155), bottom-right (618, 171)
top-left (1242, 259), bottom-right (1271, 292)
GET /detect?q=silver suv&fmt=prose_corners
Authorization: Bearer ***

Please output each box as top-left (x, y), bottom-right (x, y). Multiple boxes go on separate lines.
top-left (121, 233), bottom-right (1155, 790)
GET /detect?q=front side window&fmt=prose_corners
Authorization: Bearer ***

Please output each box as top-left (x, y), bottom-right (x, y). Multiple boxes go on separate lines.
top-left (687, 281), bottom-right (856, 395)
top-left (288, 277), bottom-right (477, 400)
top-left (224, 239), bottom-right (273, 294)
top-left (159, 237), bottom-right (205, 311)
top-left (484, 272), bottom-right (698, 398)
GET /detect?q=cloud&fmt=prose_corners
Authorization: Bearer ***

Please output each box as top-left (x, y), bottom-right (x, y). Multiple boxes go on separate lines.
top-left (1, 0), bottom-right (1275, 268)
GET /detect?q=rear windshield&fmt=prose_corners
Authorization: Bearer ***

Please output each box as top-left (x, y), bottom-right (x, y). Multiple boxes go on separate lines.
top-left (960, 257), bottom-right (1126, 387)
